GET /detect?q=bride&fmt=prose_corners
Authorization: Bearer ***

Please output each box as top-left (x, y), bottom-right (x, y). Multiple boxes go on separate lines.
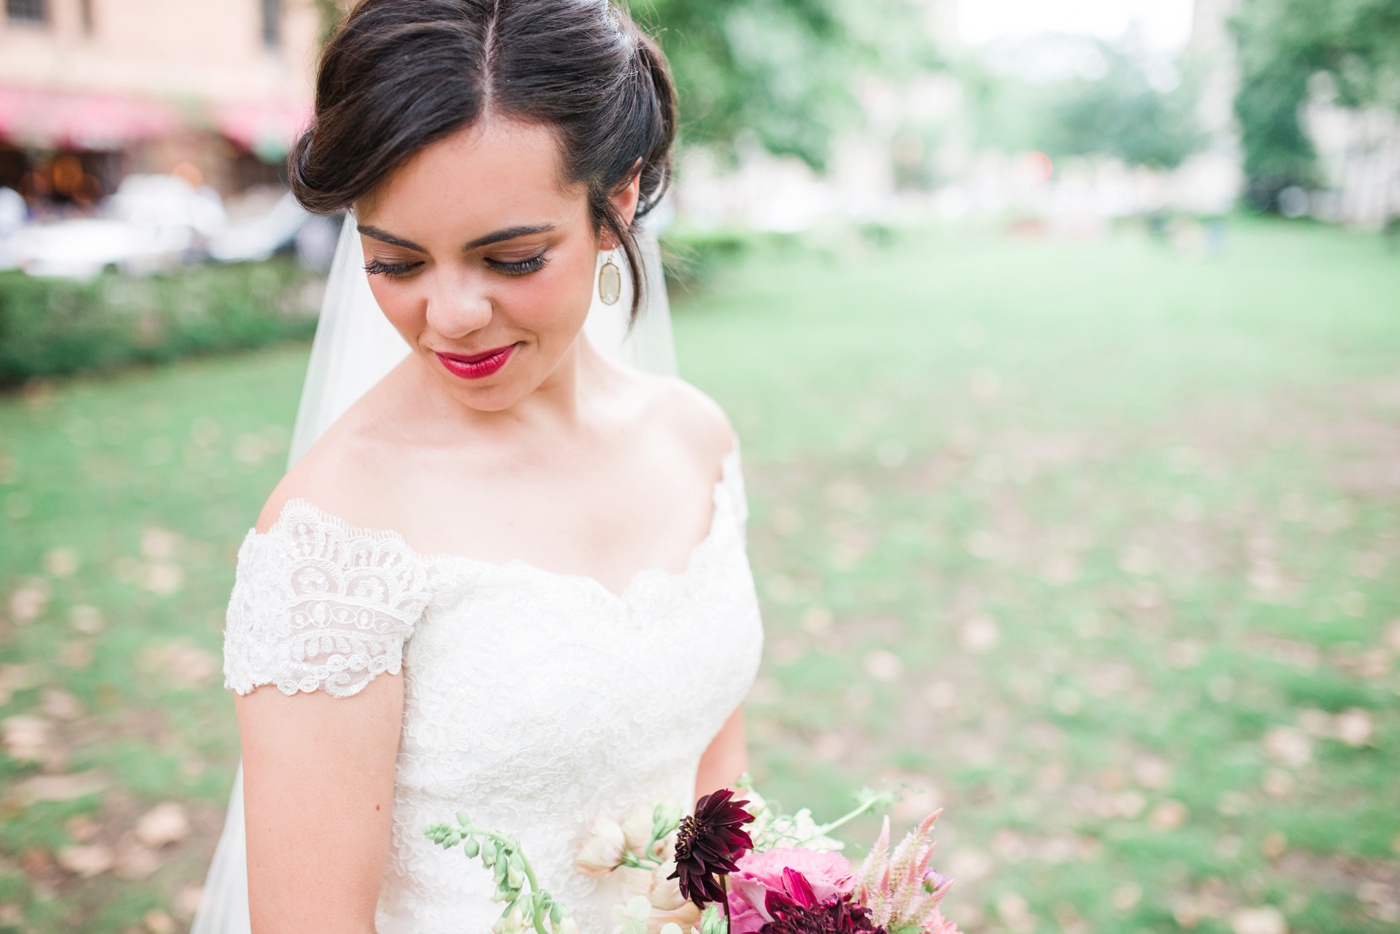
top-left (191, 1), bottom-right (764, 932)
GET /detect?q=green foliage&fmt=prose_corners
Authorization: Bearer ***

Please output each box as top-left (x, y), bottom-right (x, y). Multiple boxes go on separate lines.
top-left (1232, 0), bottom-right (1400, 210)
top-left (959, 39), bottom-right (1204, 170)
top-left (631, 0), bottom-right (937, 168)
top-left (311, 0), bottom-right (349, 48)
top-left (661, 227), bottom-right (803, 293)
top-left (1040, 42), bottom-right (1205, 170)
top-left (0, 262), bottom-right (319, 387)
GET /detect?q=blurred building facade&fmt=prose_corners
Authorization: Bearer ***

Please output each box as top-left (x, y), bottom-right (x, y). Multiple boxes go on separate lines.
top-left (0, 0), bottom-right (318, 210)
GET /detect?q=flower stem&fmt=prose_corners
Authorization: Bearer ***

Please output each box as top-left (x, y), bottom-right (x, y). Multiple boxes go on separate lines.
top-left (618, 852), bottom-right (665, 870)
top-left (456, 824), bottom-right (550, 934)
top-left (803, 794), bottom-right (886, 843)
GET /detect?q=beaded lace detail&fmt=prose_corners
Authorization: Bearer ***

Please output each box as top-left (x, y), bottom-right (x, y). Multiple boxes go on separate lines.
top-left (221, 446), bottom-right (763, 934)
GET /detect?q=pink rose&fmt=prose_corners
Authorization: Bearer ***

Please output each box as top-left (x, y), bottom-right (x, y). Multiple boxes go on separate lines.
top-left (727, 848), bottom-right (854, 934)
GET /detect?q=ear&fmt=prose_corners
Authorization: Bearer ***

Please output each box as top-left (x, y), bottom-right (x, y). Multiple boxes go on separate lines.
top-left (599, 166), bottom-right (642, 250)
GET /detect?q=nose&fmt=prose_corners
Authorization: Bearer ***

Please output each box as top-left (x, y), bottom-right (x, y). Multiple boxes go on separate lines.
top-left (424, 270), bottom-right (493, 339)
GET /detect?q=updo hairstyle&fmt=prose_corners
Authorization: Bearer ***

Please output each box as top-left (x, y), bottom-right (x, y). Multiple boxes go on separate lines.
top-left (289, 0), bottom-right (677, 318)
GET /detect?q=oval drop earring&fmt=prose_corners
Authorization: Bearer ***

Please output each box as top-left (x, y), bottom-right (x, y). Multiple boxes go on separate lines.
top-left (598, 250), bottom-right (622, 306)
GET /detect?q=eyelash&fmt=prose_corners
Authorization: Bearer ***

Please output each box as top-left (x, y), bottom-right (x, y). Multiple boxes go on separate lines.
top-left (362, 252), bottom-right (549, 280)
top-left (490, 252), bottom-right (549, 276)
top-left (363, 258), bottom-right (419, 279)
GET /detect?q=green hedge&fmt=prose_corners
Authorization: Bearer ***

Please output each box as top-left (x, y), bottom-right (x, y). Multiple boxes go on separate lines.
top-left (0, 261), bottom-right (321, 387)
top-left (660, 224), bottom-right (903, 294)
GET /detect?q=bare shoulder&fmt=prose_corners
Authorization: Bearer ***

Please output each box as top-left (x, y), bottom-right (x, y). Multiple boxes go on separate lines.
top-left (634, 372), bottom-right (736, 469)
top-left (254, 401), bottom-right (396, 535)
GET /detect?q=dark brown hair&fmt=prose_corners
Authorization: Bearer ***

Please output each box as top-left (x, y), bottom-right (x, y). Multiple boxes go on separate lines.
top-left (289, 0), bottom-right (677, 318)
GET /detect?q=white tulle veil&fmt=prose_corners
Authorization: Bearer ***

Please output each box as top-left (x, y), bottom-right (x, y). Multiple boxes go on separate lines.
top-left (191, 212), bottom-right (677, 934)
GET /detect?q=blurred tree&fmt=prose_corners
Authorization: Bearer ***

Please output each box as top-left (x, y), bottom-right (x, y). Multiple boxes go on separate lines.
top-left (312, 0), bottom-right (349, 49)
top-left (632, 0), bottom-right (938, 168)
top-left (960, 38), bottom-right (1204, 171)
top-left (1231, 0), bottom-right (1400, 211)
top-left (1039, 42), bottom-right (1204, 170)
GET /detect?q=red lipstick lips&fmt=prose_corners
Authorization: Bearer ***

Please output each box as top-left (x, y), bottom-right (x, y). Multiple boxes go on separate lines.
top-left (435, 344), bottom-right (517, 380)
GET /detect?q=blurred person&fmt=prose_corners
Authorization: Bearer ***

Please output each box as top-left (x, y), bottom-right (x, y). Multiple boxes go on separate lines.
top-left (192, 2), bottom-right (763, 933)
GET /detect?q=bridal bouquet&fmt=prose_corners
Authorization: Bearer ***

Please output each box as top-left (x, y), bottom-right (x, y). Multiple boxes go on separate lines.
top-left (425, 779), bottom-right (959, 934)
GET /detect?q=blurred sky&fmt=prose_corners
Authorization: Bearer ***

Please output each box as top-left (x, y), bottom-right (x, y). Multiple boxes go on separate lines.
top-left (957, 0), bottom-right (1196, 53)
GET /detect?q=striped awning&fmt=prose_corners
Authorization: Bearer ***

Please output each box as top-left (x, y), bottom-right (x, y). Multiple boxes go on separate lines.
top-left (0, 86), bottom-right (182, 149)
top-left (214, 99), bottom-right (312, 161)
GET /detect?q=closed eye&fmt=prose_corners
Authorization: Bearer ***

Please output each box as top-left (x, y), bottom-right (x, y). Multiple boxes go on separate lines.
top-left (487, 252), bottom-right (548, 276)
top-left (364, 258), bottom-right (421, 279)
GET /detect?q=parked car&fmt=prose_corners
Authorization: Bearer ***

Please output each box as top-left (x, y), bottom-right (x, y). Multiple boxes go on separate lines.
top-left (107, 173), bottom-right (226, 237)
top-left (9, 218), bottom-right (191, 279)
top-left (0, 186), bottom-right (27, 271)
top-left (11, 174), bottom-right (226, 280)
top-left (207, 190), bottom-right (310, 263)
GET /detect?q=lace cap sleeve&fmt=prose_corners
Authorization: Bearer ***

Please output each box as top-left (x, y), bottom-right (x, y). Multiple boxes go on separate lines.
top-left (223, 499), bottom-right (435, 698)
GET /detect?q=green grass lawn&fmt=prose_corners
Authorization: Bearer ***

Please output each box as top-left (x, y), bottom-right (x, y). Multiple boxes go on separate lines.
top-left (1, 217), bottom-right (1397, 933)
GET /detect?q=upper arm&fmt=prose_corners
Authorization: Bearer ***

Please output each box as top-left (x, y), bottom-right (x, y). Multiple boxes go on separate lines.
top-left (237, 676), bottom-right (402, 933)
top-left (226, 483), bottom-right (432, 932)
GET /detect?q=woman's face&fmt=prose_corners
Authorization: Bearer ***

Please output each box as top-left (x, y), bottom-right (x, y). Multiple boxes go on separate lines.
top-left (355, 117), bottom-right (637, 412)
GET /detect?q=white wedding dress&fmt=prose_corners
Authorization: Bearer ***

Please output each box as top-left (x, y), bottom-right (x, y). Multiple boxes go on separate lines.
top-left (193, 214), bottom-right (758, 933)
top-left (219, 440), bottom-right (763, 933)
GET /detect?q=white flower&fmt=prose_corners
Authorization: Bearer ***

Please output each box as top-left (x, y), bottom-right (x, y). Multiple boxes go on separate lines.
top-left (558, 919), bottom-right (582, 934)
top-left (659, 925), bottom-right (685, 934)
top-left (621, 801), bottom-right (656, 854)
top-left (612, 895), bottom-right (654, 934)
top-left (646, 868), bottom-right (689, 913)
top-left (577, 813), bottom-right (627, 876)
top-left (750, 806), bottom-right (844, 852)
top-left (491, 903), bottom-right (530, 934)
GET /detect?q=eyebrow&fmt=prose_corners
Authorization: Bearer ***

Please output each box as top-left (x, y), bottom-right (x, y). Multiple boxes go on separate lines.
top-left (356, 223), bottom-right (557, 253)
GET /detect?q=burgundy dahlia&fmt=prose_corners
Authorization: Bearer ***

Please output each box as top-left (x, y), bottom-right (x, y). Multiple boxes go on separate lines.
top-left (668, 788), bottom-right (755, 907)
top-left (759, 869), bottom-right (885, 934)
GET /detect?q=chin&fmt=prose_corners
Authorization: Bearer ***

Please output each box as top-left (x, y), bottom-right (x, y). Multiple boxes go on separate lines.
top-left (422, 353), bottom-right (539, 413)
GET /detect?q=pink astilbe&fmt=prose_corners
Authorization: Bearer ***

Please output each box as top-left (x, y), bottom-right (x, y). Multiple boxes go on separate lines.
top-left (854, 812), bottom-right (958, 934)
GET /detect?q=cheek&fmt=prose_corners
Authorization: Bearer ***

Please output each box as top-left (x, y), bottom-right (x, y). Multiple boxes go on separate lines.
top-left (367, 281), bottom-right (423, 337)
top-left (503, 250), bottom-right (597, 329)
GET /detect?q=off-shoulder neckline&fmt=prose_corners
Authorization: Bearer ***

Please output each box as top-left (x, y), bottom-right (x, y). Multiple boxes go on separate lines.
top-left (256, 441), bottom-right (743, 605)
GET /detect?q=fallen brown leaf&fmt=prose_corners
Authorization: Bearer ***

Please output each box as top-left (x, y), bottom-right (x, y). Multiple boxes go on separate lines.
top-left (7, 583), bottom-right (48, 624)
top-left (56, 843), bottom-right (113, 877)
top-left (115, 837), bottom-right (164, 880)
top-left (11, 771), bottom-right (106, 806)
top-left (40, 689), bottom-right (84, 721)
top-left (43, 547), bottom-right (79, 578)
top-left (65, 813), bottom-right (100, 843)
top-left (69, 604), bottom-right (105, 635)
top-left (58, 640), bottom-right (94, 668)
top-left (1263, 727), bottom-right (1312, 768)
top-left (1, 715), bottom-right (51, 762)
top-left (1335, 708), bottom-right (1374, 747)
top-left (1150, 799), bottom-right (1189, 830)
top-left (135, 801), bottom-right (191, 848)
top-left (1230, 906), bottom-right (1287, 934)
top-left (143, 909), bottom-right (176, 934)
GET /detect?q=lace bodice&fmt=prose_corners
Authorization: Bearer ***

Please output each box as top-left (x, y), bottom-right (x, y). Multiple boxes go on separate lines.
top-left (222, 446), bottom-right (764, 934)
